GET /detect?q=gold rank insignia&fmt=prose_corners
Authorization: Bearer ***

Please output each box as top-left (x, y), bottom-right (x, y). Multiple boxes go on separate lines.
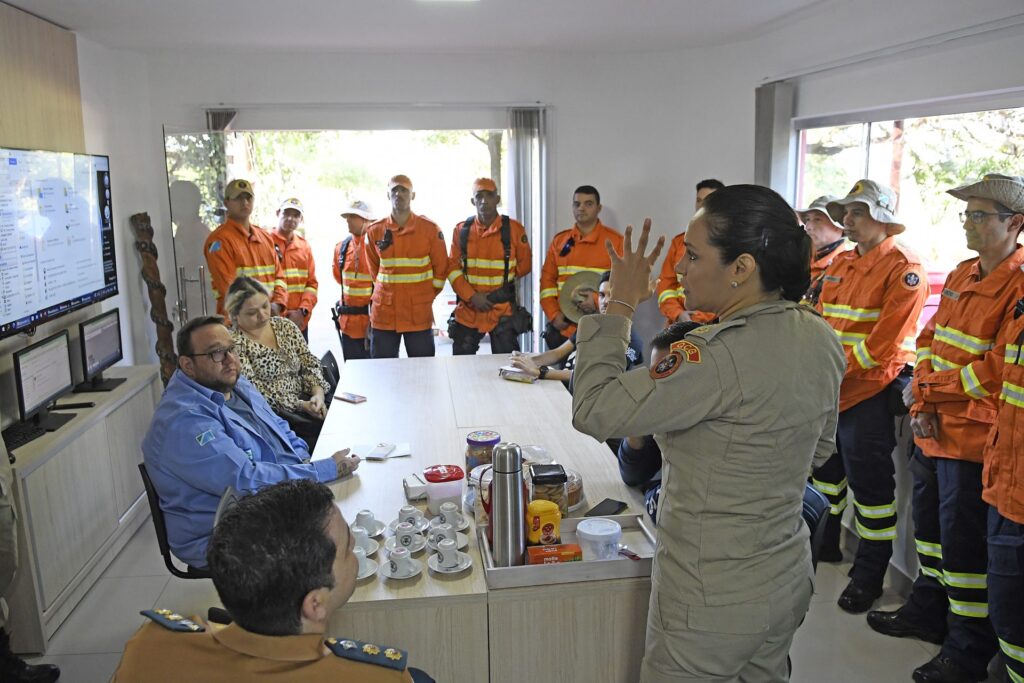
top-left (341, 640), bottom-right (358, 650)
top-left (385, 648), bottom-right (403, 661)
top-left (326, 638), bottom-right (337, 645)
top-left (363, 643), bottom-right (381, 655)
top-left (692, 325), bottom-right (712, 335)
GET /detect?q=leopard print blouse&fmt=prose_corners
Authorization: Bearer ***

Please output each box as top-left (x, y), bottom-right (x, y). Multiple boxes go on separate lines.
top-left (231, 316), bottom-right (330, 413)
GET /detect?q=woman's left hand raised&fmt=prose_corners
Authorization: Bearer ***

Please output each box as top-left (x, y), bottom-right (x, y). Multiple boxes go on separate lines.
top-left (605, 218), bottom-right (664, 310)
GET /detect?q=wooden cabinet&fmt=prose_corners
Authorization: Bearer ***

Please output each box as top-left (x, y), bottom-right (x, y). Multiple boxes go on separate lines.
top-left (7, 367), bottom-right (160, 654)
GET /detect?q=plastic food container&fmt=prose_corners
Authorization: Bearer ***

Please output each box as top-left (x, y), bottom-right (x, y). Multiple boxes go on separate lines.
top-left (423, 464), bottom-right (465, 515)
top-left (575, 518), bottom-right (622, 561)
top-left (531, 464), bottom-right (569, 516)
top-left (465, 430), bottom-right (501, 472)
top-left (566, 468), bottom-right (584, 510)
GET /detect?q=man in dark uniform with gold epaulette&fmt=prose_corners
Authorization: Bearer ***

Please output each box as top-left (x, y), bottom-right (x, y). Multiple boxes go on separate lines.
top-left (111, 480), bottom-right (434, 682)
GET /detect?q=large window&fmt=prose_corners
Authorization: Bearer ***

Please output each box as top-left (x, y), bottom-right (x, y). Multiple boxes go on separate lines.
top-left (796, 109), bottom-right (1024, 272)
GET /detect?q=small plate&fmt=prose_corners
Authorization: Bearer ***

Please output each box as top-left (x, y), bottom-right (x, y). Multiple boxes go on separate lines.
top-left (388, 517), bottom-right (430, 534)
top-left (356, 558), bottom-right (378, 580)
top-left (426, 531), bottom-right (469, 552)
top-left (427, 552), bottom-right (473, 575)
top-left (356, 539), bottom-right (380, 556)
top-left (379, 559), bottom-right (423, 580)
top-left (384, 535), bottom-right (427, 554)
top-left (429, 516), bottom-right (470, 533)
top-left (362, 520), bottom-right (387, 539)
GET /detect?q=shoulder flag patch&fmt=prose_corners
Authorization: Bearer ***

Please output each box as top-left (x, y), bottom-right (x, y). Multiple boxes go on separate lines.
top-left (195, 430), bottom-right (215, 446)
top-left (670, 340), bottom-right (702, 364)
top-left (208, 241), bottom-right (222, 253)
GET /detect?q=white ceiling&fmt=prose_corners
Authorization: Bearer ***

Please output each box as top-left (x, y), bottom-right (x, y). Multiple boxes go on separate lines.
top-left (9, 0), bottom-right (825, 53)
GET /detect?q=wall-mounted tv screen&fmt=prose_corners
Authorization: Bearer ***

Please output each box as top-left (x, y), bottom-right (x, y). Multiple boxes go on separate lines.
top-left (0, 146), bottom-right (117, 339)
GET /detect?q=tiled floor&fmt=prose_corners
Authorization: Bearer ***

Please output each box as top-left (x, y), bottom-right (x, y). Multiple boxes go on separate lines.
top-left (24, 526), bottom-right (1004, 682)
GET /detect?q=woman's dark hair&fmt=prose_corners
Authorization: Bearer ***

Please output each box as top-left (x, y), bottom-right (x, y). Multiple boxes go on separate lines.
top-left (700, 184), bottom-right (812, 303)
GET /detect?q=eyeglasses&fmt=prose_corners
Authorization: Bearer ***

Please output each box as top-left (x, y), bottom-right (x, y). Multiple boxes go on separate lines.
top-left (188, 345), bottom-right (237, 363)
top-left (959, 210), bottom-right (1014, 225)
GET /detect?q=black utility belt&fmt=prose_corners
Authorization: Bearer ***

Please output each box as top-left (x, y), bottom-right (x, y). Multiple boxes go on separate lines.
top-left (338, 305), bottom-right (369, 315)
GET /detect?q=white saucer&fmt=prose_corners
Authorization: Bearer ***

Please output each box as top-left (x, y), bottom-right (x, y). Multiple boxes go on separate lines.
top-left (379, 559), bottom-right (423, 580)
top-left (426, 531), bottom-right (469, 552)
top-left (356, 539), bottom-right (380, 556)
top-left (429, 516), bottom-right (470, 533)
top-left (356, 558), bottom-right (378, 580)
top-left (361, 520), bottom-right (387, 539)
top-left (427, 552), bottom-right (473, 574)
top-left (384, 535), bottom-right (427, 554)
top-left (388, 517), bottom-right (430, 534)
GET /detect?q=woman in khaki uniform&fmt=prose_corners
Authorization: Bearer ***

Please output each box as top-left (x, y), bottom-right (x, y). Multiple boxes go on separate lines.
top-left (572, 185), bottom-right (845, 682)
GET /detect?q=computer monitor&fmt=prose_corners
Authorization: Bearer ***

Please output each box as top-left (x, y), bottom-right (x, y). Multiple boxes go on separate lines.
top-left (76, 308), bottom-right (126, 392)
top-left (12, 330), bottom-right (76, 432)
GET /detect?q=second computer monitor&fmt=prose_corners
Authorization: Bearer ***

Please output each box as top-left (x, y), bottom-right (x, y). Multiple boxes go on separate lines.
top-left (76, 308), bottom-right (126, 392)
top-left (13, 329), bottom-right (76, 431)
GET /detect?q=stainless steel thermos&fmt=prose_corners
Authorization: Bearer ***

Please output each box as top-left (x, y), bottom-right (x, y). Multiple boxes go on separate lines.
top-left (489, 442), bottom-right (526, 567)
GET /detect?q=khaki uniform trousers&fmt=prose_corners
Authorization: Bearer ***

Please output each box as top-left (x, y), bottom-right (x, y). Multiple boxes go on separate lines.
top-left (0, 442), bottom-right (17, 631)
top-left (640, 568), bottom-right (813, 683)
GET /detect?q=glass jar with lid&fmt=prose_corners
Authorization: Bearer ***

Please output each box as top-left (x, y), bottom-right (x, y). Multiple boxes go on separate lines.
top-left (465, 430), bottom-right (501, 472)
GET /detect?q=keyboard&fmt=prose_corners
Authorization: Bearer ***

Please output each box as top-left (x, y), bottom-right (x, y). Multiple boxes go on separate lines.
top-left (2, 423), bottom-right (47, 457)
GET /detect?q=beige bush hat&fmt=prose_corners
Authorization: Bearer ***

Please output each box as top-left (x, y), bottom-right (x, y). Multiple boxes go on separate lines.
top-left (946, 174), bottom-right (1024, 214)
top-left (827, 179), bottom-right (904, 235)
top-left (797, 194), bottom-right (843, 229)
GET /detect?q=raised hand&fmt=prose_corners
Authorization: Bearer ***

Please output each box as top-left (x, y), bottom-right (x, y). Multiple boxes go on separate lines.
top-left (604, 219), bottom-right (665, 313)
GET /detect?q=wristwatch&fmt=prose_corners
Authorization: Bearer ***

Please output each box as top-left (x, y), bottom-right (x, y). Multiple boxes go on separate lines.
top-left (538, 366), bottom-right (549, 380)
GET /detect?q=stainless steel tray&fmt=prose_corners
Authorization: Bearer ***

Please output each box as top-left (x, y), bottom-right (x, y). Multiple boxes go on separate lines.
top-left (478, 514), bottom-right (657, 589)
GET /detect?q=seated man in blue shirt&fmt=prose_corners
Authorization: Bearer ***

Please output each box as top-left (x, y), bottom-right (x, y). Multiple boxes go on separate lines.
top-left (142, 315), bottom-right (360, 569)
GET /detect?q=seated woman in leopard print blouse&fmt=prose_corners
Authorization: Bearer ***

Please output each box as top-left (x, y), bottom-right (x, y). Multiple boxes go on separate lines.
top-left (226, 277), bottom-right (330, 449)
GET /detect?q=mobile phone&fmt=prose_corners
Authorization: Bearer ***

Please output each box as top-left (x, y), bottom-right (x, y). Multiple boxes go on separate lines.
top-left (365, 442), bottom-right (396, 461)
top-left (336, 392), bottom-right (366, 404)
top-left (584, 498), bottom-right (628, 517)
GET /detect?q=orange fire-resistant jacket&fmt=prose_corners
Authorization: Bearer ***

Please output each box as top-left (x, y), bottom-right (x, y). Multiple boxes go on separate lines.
top-left (204, 218), bottom-right (287, 316)
top-left (332, 233), bottom-right (372, 340)
top-left (539, 221), bottom-right (623, 340)
top-left (272, 231), bottom-right (317, 330)
top-left (655, 232), bottom-right (716, 325)
top-left (447, 215), bottom-right (532, 333)
top-left (912, 247), bottom-right (1024, 461)
top-left (817, 236), bottom-right (928, 412)
top-left (982, 296), bottom-right (1024, 525)
top-left (363, 214), bottom-right (447, 333)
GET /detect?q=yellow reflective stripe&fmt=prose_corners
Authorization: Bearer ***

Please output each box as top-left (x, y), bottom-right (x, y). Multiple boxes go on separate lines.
top-left (377, 272), bottom-right (433, 284)
top-left (283, 268), bottom-right (309, 277)
top-left (852, 340), bottom-right (879, 369)
top-left (934, 324), bottom-right (994, 355)
top-left (822, 303), bottom-right (881, 322)
top-left (1006, 344), bottom-right (1021, 365)
top-left (467, 258), bottom-right (517, 269)
top-left (915, 539), bottom-right (942, 559)
top-left (557, 266), bottom-right (608, 277)
top-left (855, 520), bottom-right (897, 541)
top-left (920, 566), bottom-right (945, 583)
top-left (467, 274), bottom-right (506, 286)
top-left (1001, 639), bottom-right (1024, 666)
top-left (285, 284), bottom-right (307, 292)
top-left (447, 268), bottom-right (465, 283)
top-left (901, 336), bottom-right (916, 353)
top-left (948, 600), bottom-right (988, 618)
top-left (380, 256), bottom-right (431, 268)
top-left (855, 501), bottom-right (896, 518)
top-left (917, 347), bottom-right (933, 365)
top-left (343, 272), bottom-right (373, 282)
top-left (932, 354), bottom-right (964, 371)
top-left (834, 330), bottom-right (868, 346)
top-left (829, 500), bottom-right (848, 515)
top-left (811, 477), bottom-right (847, 496)
top-left (432, 279), bottom-right (445, 288)
top-left (540, 288), bottom-right (558, 299)
top-left (1001, 381), bottom-right (1024, 408)
top-left (658, 289), bottom-right (681, 304)
top-left (342, 285), bottom-right (372, 296)
top-left (1008, 667), bottom-right (1024, 683)
top-left (304, 286), bottom-right (317, 294)
top-left (274, 279), bottom-right (287, 290)
top-left (960, 364), bottom-right (990, 399)
top-left (942, 571), bottom-right (986, 589)
top-left (236, 265), bottom-right (276, 277)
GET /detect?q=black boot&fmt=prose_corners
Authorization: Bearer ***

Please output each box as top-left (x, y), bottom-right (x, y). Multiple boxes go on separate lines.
top-left (0, 628), bottom-right (61, 682)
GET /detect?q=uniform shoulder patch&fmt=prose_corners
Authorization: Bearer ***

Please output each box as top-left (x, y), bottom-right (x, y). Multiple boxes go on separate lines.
top-left (195, 430), bottom-right (215, 446)
top-left (687, 318), bottom-right (743, 341)
top-left (669, 340), bottom-right (702, 364)
top-left (902, 271), bottom-right (922, 290)
top-left (521, 233), bottom-right (528, 243)
top-left (650, 351), bottom-right (682, 379)
top-left (438, 230), bottom-right (445, 240)
top-left (141, 609), bottom-right (204, 632)
top-left (208, 241), bottom-right (222, 253)
top-left (325, 637), bottom-right (407, 671)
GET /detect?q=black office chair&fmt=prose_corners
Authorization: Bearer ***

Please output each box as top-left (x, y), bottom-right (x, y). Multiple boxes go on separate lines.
top-left (138, 462), bottom-right (211, 579)
top-left (801, 483), bottom-right (831, 571)
top-left (320, 350), bottom-right (340, 399)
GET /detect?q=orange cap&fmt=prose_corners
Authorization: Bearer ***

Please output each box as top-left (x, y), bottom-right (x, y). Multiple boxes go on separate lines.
top-left (388, 174), bottom-right (413, 191)
top-left (472, 177), bottom-right (497, 193)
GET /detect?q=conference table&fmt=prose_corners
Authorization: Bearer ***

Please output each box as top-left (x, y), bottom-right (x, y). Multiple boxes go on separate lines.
top-left (313, 354), bottom-right (651, 683)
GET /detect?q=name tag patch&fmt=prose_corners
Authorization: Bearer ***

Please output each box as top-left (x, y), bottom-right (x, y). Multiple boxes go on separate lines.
top-left (823, 275), bottom-right (842, 283)
top-left (941, 288), bottom-right (960, 301)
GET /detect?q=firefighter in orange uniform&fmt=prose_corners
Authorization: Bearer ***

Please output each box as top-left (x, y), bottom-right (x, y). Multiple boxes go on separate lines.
top-left (272, 197), bottom-right (318, 338)
top-left (799, 194), bottom-right (850, 306)
top-left (363, 175), bottom-right (447, 358)
top-left (332, 200), bottom-right (374, 361)
top-left (540, 185), bottom-right (623, 350)
top-left (816, 180), bottom-right (928, 614)
top-left (204, 179), bottom-right (287, 316)
top-left (447, 178), bottom-right (532, 355)
top-left (655, 179), bottom-right (723, 325)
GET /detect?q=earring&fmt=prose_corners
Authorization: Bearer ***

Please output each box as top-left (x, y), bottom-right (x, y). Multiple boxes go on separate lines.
top-left (730, 281), bottom-right (738, 288)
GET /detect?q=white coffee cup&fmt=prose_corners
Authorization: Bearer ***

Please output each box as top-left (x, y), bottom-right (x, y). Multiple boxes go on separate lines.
top-left (431, 523), bottom-right (456, 547)
top-left (437, 501), bottom-right (464, 528)
top-left (399, 505), bottom-right (425, 527)
top-left (437, 538), bottom-right (460, 570)
top-left (351, 525), bottom-right (372, 552)
top-left (353, 546), bottom-right (368, 575)
top-left (395, 521), bottom-right (418, 549)
top-left (387, 546), bottom-right (416, 577)
top-left (355, 509), bottom-right (378, 531)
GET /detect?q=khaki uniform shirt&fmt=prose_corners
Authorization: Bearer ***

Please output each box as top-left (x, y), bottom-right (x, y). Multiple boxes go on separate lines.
top-left (112, 620), bottom-right (415, 682)
top-left (572, 301), bottom-right (845, 606)
top-left (0, 439), bottom-right (16, 630)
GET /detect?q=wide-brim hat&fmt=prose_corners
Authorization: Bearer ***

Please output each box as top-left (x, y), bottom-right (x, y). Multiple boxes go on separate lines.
top-left (946, 174), bottom-right (1024, 214)
top-left (827, 179), bottom-right (904, 235)
top-left (797, 194), bottom-right (843, 230)
top-left (559, 271), bottom-right (601, 323)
